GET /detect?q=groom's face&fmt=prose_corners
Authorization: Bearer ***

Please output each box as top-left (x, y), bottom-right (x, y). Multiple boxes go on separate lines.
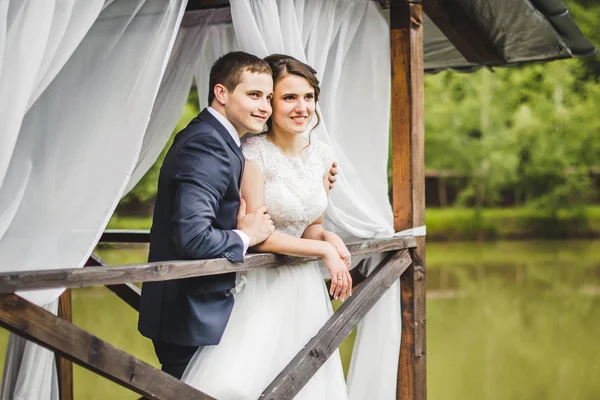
top-left (223, 70), bottom-right (273, 137)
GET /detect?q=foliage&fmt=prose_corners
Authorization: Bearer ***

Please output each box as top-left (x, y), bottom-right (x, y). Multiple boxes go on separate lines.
top-left (424, 206), bottom-right (600, 241)
top-left (424, 0), bottom-right (600, 216)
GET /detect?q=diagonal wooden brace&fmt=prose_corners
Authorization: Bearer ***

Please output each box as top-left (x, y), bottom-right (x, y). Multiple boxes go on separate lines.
top-left (0, 294), bottom-right (214, 400)
top-left (85, 252), bottom-right (141, 311)
top-left (260, 249), bottom-right (413, 399)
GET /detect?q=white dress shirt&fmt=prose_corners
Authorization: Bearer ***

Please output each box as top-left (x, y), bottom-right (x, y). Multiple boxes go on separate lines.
top-left (207, 106), bottom-right (250, 255)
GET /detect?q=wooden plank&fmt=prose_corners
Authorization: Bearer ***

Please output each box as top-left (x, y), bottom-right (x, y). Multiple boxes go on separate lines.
top-left (0, 294), bottom-right (214, 400)
top-left (390, 2), bottom-right (427, 400)
top-left (85, 253), bottom-right (141, 311)
top-left (185, 0), bottom-right (391, 10)
top-left (0, 237), bottom-right (416, 293)
top-left (422, 0), bottom-right (505, 65)
top-left (57, 290), bottom-right (73, 400)
top-left (186, 0), bottom-right (230, 10)
top-left (390, 0), bottom-right (416, 232)
top-left (99, 230), bottom-right (150, 243)
top-left (260, 249), bottom-right (413, 399)
top-left (400, 246), bottom-right (426, 400)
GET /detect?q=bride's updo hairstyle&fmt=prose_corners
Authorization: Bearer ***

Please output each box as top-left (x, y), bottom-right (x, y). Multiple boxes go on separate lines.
top-left (263, 54), bottom-right (321, 137)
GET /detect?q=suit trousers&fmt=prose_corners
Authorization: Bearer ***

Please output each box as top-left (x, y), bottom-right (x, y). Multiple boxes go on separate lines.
top-left (152, 339), bottom-right (200, 380)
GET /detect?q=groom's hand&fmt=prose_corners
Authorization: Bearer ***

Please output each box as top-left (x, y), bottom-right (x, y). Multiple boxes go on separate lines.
top-left (327, 161), bottom-right (338, 190)
top-left (237, 199), bottom-right (274, 246)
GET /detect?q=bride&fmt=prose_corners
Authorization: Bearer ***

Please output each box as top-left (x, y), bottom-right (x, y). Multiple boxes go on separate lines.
top-left (182, 54), bottom-right (352, 399)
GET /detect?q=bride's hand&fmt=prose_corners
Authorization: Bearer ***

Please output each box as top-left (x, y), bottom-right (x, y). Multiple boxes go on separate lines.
top-left (322, 245), bottom-right (352, 301)
top-left (323, 232), bottom-right (351, 269)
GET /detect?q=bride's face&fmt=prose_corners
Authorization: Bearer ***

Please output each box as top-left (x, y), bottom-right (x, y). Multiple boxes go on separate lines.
top-left (271, 74), bottom-right (315, 135)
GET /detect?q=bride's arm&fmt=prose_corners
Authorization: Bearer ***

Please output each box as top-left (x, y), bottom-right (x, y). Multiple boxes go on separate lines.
top-left (241, 160), bottom-right (331, 257)
top-left (241, 160), bottom-right (352, 299)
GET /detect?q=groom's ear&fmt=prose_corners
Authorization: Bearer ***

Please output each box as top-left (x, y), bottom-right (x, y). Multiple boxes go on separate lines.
top-left (213, 83), bottom-right (228, 106)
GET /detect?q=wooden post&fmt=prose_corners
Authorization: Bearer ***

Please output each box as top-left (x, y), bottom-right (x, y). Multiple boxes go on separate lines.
top-left (57, 289), bottom-right (74, 400)
top-left (390, 1), bottom-right (426, 400)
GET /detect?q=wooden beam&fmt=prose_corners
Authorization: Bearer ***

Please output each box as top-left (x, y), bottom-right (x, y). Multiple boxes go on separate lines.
top-left (0, 237), bottom-right (417, 293)
top-left (185, 0), bottom-right (390, 11)
top-left (390, 1), bottom-right (427, 400)
top-left (260, 250), bottom-right (413, 399)
top-left (391, 0), bottom-right (424, 233)
top-left (422, 0), bottom-right (505, 65)
top-left (186, 0), bottom-right (230, 10)
top-left (57, 290), bottom-right (73, 400)
top-left (0, 294), bottom-right (214, 400)
top-left (85, 253), bottom-right (141, 311)
top-left (99, 230), bottom-right (150, 243)
top-left (400, 249), bottom-right (426, 400)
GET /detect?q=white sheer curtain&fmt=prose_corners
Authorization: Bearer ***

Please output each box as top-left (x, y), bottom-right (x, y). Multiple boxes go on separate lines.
top-left (229, 1), bottom-right (400, 398)
top-left (0, 0), bottom-right (186, 398)
top-left (0, 0), bottom-right (105, 238)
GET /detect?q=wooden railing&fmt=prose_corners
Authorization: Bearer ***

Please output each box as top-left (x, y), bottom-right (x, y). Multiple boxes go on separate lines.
top-left (0, 232), bottom-right (421, 400)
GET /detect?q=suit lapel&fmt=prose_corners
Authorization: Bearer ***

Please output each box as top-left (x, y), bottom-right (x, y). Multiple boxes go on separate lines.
top-left (198, 109), bottom-right (245, 185)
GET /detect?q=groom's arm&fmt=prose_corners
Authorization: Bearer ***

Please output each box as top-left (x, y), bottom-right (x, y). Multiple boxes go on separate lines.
top-left (171, 133), bottom-right (245, 262)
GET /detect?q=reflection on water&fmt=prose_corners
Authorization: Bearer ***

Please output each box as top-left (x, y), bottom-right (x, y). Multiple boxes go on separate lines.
top-left (1, 240), bottom-right (599, 399)
top-left (427, 240), bottom-right (600, 400)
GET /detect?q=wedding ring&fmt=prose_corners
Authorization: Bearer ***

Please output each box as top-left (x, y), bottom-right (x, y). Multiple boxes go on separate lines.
top-left (337, 277), bottom-right (343, 281)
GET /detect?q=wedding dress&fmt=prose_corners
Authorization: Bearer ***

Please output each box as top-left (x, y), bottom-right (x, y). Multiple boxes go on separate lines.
top-left (181, 133), bottom-right (348, 399)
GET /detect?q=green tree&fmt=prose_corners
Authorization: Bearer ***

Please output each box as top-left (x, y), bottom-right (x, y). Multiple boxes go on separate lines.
top-left (423, 13), bottom-right (600, 218)
top-left (118, 88), bottom-right (200, 213)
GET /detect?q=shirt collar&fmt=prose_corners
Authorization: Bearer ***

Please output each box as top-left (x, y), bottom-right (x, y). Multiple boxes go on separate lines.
top-left (207, 106), bottom-right (241, 147)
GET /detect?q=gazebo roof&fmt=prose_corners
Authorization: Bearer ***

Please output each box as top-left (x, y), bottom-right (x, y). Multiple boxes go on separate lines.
top-left (186, 0), bottom-right (597, 73)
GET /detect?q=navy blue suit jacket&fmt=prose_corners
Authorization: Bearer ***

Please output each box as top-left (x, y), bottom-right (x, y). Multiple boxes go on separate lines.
top-left (138, 108), bottom-right (245, 346)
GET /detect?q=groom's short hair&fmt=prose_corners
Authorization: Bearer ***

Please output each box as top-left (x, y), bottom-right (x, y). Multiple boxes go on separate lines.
top-left (208, 52), bottom-right (272, 105)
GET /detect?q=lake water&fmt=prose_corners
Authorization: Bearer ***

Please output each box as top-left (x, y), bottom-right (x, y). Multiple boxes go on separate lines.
top-left (1, 239), bottom-right (599, 399)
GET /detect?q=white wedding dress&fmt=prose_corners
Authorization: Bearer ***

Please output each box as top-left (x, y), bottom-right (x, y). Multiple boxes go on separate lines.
top-left (182, 134), bottom-right (348, 399)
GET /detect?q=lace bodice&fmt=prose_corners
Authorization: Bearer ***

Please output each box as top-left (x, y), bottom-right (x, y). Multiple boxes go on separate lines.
top-left (241, 134), bottom-right (333, 238)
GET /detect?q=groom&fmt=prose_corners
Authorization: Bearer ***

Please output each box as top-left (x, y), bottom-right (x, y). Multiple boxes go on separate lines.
top-left (138, 52), bottom-right (277, 379)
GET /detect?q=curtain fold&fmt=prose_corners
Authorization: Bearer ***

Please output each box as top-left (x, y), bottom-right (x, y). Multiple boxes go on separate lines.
top-left (0, 1), bottom-right (186, 398)
top-left (0, 0), bottom-right (105, 203)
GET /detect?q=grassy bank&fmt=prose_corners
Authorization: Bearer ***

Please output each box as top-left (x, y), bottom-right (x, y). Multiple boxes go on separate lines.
top-left (108, 206), bottom-right (600, 241)
top-left (425, 206), bottom-right (600, 241)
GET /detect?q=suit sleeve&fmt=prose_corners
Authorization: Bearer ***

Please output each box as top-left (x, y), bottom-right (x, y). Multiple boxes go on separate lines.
top-left (171, 133), bottom-right (245, 262)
